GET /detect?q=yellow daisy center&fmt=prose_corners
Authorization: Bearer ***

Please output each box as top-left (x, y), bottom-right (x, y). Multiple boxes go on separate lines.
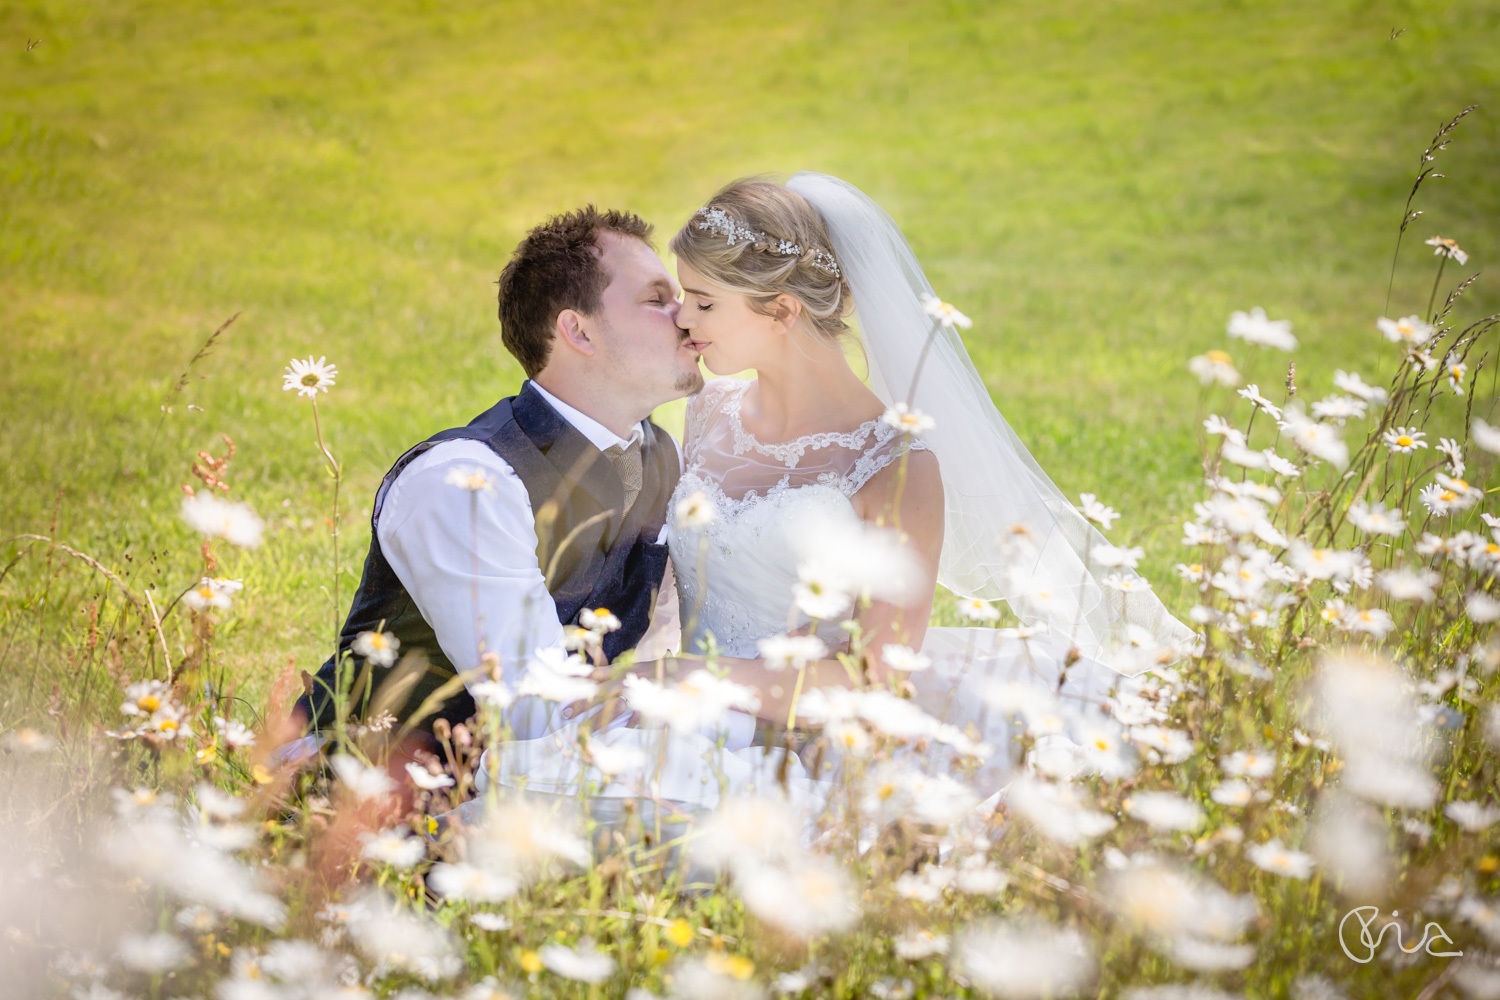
top-left (138, 695), bottom-right (161, 712)
top-left (300, 372), bottom-right (320, 386)
top-left (1395, 436), bottom-right (1414, 447)
top-left (1206, 350), bottom-right (1233, 364)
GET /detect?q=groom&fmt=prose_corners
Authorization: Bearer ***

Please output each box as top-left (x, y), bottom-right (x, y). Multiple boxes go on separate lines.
top-left (290, 206), bottom-right (704, 756)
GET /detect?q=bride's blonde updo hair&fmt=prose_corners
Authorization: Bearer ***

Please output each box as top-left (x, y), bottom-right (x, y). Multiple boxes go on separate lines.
top-left (669, 178), bottom-right (853, 343)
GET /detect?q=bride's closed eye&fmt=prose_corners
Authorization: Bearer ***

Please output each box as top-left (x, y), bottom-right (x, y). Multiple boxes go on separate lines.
top-left (696, 303), bottom-right (713, 312)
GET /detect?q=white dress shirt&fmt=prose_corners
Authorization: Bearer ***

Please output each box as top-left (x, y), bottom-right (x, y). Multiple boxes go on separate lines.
top-left (375, 383), bottom-right (679, 740)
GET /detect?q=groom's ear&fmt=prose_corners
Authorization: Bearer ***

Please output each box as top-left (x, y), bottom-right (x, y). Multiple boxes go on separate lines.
top-left (554, 308), bottom-right (597, 358)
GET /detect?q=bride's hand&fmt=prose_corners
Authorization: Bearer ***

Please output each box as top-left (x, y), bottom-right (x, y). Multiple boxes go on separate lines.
top-left (558, 659), bottom-right (660, 724)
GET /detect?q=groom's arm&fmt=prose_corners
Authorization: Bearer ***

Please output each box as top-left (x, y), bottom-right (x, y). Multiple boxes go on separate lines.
top-left (378, 439), bottom-right (566, 738)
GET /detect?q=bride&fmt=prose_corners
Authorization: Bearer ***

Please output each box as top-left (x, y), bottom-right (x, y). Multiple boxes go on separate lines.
top-left (476, 173), bottom-right (1195, 816)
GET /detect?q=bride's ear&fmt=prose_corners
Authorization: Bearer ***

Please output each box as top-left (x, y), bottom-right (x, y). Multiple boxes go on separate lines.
top-left (770, 294), bottom-right (803, 332)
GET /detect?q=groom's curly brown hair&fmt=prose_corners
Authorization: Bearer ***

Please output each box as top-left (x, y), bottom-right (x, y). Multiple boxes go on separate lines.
top-left (497, 206), bottom-right (655, 378)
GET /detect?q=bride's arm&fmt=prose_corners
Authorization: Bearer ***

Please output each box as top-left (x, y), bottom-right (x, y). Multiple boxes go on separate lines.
top-left (848, 446), bottom-right (945, 677)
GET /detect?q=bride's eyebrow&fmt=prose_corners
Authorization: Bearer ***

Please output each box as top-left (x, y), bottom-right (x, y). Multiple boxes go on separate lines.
top-left (680, 286), bottom-right (712, 297)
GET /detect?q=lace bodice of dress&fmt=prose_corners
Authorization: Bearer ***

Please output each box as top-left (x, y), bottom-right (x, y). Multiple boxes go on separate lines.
top-left (667, 378), bottom-right (930, 657)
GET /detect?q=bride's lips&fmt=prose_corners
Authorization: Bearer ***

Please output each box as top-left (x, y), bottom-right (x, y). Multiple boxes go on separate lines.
top-left (680, 338), bottom-right (709, 353)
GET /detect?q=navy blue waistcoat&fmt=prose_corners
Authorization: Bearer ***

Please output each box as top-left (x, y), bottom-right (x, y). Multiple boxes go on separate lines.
top-left (293, 381), bottom-right (680, 735)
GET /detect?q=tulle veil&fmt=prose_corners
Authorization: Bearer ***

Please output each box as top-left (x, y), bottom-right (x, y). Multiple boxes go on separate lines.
top-left (785, 172), bottom-right (1196, 674)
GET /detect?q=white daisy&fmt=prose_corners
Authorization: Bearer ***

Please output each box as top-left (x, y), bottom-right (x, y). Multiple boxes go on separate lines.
top-left (1246, 838), bottom-right (1315, 879)
top-left (1279, 406), bottom-right (1348, 468)
top-left (1382, 426), bottom-right (1428, 454)
top-left (736, 855), bottom-right (860, 939)
top-left (1237, 383), bottom-right (1283, 419)
top-left (1124, 790), bottom-right (1204, 832)
top-left (1425, 235), bottom-right (1469, 265)
top-left (360, 829), bottom-right (426, 869)
top-left (793, 569), bottom-right (854, 621)
top-left (1188, 349), bottom-right (1241, 387)
top-left (1221, 747), bottom-right (1276, 779)
top-left (881, 644), bottom-right (932, 672)
top-left (1210, 780), bottom-right (1255, 807)
top-left (183, 576), bottom-right (243, 612)
top-left (1377, 315), bottom-right (1435, 347)
top-left (352, 630), bottom-right (400, 668)
top-left (957, 597), bottom-right (1000, 622)
top-left (404, 762), bottom-right (456, 790)
top-left (328, 754), bottom-right (396, 802)
top-left (1435, 437), bottom-right (1465, 477)
top-left (881, 402), bottom-right (936, 436)
top-left (674, 490), bottom-right (716, 529)
top-left (920, 293), bottom-right (972, 329)
top-left (444, 465), bottom-right (498, 495)
top-left (1472, 418), bottom-right (1500, 455)
top-left (1310, 394), bottom-right (1367, 423)
top-left (1333, 370), bottom-right (1389, 405)
top-left (1263, 449), bottom-right (1302, 477)
top-left (1227, 307), bottom-right (1297, 351)
top-left (757, 634), bottom-right (829, 672)
top-left (1445, 360), bottom-right (1470, 395)
top-left (1420, 474), bottom-right (1483, 516)
top-left (1444, 800), bottom-right (1500, 831)
top-left (1077, 492), bottom-right (1121, 530)
top-left (180, 493), bottom-right (265, 548)
top-left (1467, 592), bottom-right (1500, 624)
top-left (1345, 607), bottom-right (1395, 639)
top-left (1346, 501), bottom-right (1405, 537)
top-left (282, 356), bottom-right (339, 398)
top-left (1203, 413), bottom-right (1246, 446)
top-left (428, 863), bottom-right (519, 904)
top-left (1377, 567), bottom-right (1441, 603)
top-left (893, 928), bottom-right (950, 960)
top-left (578, 607), bottom-right (621, 633)
top-left (1091, 543), bottom-right (1144, 569)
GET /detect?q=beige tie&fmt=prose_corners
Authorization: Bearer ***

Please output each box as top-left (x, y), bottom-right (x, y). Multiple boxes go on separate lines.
top-left (603, 438), bottom-right (643, 514)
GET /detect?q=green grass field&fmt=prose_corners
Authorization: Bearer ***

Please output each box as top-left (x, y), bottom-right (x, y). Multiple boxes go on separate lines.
top-left (3, 0), bottom-right (1499, 709)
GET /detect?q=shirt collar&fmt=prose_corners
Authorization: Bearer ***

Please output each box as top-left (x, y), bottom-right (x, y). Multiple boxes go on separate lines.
top-left (529, 381), bottom-right (643, 452)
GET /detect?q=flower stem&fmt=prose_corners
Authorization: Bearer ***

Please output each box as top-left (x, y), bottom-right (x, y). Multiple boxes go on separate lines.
top-left (1427, 256), bottom-right (1448, 323)
top-left (904, 317), bottom-right (945, 406)
top-left (310, 397), bottom-right (343, 643)
top-left (785, 664), bottom-right (807, 730)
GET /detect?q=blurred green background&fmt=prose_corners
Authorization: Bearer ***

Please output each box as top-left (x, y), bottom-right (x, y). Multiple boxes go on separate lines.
top-left (2, 0), bottom-right (1497, 703)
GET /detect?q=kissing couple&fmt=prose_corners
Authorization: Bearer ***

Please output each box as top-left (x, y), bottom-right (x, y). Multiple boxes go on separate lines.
top-left (286, 172), bottom-right (1195, 817)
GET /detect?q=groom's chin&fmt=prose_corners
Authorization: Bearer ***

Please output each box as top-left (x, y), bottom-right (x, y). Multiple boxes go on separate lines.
top-left (674, 369), bottom-right (706, 396)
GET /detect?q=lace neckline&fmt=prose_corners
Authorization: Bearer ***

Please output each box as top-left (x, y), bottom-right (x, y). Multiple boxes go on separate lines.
top-left (722, 379), bottom-right (887, 469)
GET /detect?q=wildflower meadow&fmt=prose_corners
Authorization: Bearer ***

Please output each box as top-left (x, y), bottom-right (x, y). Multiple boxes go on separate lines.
top-left (4, 2), bottom-right (1500, 999)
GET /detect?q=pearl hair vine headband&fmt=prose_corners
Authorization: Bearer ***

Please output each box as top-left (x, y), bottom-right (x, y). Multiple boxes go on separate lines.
top-left (693, 206), bottom-right (842, 279)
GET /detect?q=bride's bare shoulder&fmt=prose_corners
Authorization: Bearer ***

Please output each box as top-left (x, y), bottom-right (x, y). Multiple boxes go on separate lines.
top-left (855, 444), bottom-right (943, 553)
